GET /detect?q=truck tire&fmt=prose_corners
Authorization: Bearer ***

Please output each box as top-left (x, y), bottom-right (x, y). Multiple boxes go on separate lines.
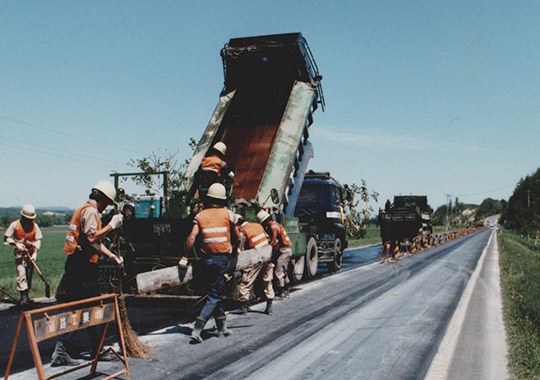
top-left (327, 237), bottom-right (343, 272)
top-left (289, 255), bottom-right (305, 284)
top-left (304, 237), bottom-right (318, 279)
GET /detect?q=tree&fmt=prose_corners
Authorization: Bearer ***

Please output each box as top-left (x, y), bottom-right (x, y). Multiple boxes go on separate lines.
top-left (126, 138), bottom-right (197, 196)
top-left (342, 180), bottom-right (379, 239)
top-left (475, 198), bottom-right (503, 221)
top-left (501, 167), bottom-right (540, 233)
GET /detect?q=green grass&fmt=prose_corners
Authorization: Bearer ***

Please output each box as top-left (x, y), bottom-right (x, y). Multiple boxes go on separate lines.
top-left (499, 229), bottom-right (540, 379)
top-left (0, 226), bottom-right (67, 302)
top-left (347, 224), bottom-right (382, 248)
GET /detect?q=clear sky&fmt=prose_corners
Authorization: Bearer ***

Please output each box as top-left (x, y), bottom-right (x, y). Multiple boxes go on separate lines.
top-left (1, 1), bottom-right (539, 210)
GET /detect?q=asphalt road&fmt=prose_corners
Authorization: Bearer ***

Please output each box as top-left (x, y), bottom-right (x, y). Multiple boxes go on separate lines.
top-left (2, 230), bottom-right (498, 379)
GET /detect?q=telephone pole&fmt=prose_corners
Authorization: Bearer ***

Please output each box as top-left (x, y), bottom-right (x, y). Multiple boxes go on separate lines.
top-left (445, 194), bottom-right (452, 231)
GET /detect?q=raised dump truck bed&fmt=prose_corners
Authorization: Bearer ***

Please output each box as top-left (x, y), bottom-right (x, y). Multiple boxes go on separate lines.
top-left (182, 33), bottom-right (324, 214)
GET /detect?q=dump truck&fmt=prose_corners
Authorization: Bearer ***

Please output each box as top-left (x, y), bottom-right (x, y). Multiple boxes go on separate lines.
top-left (104, 32), bottom-right (328, 295)
top-left (180, 32), bottom-right (327, 285)
top-left (378, 195), bottom-right (433, 247)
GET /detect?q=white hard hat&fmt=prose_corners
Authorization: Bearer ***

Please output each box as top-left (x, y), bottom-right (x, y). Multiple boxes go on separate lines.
top-left (256, 210), bottom-right (271, 223)
top-left (20, 204), bottom-right (36, 219)
top-left (92, 180), bottom-right (117, 205)
top-left (207, 183), bottom-right (227, 200)
top-left (213, 142), bottom-right (227, 156)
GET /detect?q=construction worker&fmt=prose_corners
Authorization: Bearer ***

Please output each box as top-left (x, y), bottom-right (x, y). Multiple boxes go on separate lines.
top-left (236, 215), bottom-right (275, 315)
top-left (257, 210), bottom-right (292, 298)
top-left (51, 180), bottom-right (124, 367)
top-left (196, 142), bottom-right (235, 195)
top-left (184, 183), bottom-right (241, 344)
top-left (4, 204), bottom-right (42, 305)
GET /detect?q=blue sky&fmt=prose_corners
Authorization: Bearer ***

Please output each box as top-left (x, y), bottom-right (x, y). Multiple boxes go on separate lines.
top-left (1, 1), bottom-right (539, 210)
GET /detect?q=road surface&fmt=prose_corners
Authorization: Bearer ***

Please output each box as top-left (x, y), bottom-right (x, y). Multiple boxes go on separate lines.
top-left (2, 228), bottom-right (507, 379)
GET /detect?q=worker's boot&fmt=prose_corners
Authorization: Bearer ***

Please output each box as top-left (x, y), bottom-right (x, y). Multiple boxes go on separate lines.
top-left (264, 299), bottom-right (273, 315)
top-left (91, 347), bottom-right (117, 361)
top-left (278, 287), bottom-right (289, 299)
top-left (234, 301), bottom-right (249, 314)
top-left (190, 317), bottom-right (206, 344)
top-left (51, 341), bottom-right (80, 367)
top-left (19, 290), bottom-right (30, 306)
top-left (215, 317), bottom-right (232, 338)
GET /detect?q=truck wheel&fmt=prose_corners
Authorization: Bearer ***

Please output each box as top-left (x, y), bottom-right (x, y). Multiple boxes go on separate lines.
top-left (327, 238), bottom-right (343, 272)
top-left (304, 237), bottom-right (318, 279)
top-left (289, 255), bottom-right (305, 284)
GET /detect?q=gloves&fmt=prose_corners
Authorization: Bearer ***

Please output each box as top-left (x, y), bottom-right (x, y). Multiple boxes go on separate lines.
top-left (31, 252), bottom-right (37, 261)
top-left (178, 257), bottom-right (189, 268)
top-left (112, 255), bottom-right (124, 266)
top-left (15, 243), bottom-right (26, 251)
top-left (108, 214), bottom-right (124, 229)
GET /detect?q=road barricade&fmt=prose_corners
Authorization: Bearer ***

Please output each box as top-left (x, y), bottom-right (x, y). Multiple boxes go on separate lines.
top-left (4, 293), bottom-right (130, 380)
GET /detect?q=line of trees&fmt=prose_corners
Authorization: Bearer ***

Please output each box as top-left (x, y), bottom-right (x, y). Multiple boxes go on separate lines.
top-left (500, 167), bottom-right (540, 233)
top-left (432, 197), bottom-right (505, 227)
top-left (0, 209), bottom-right (71, 228)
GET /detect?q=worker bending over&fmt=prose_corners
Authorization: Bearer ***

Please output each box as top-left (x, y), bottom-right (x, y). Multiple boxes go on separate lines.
top-left (257, 210), bottom-right (292, 298)
top-left (184, 183), bottom-right (241, 344)
top-left (236, 215), bottom-right (275, 315)
top-left (4, 204), bottom-right (42, 305)
top-left (51, 181), bottom-right (124, 367)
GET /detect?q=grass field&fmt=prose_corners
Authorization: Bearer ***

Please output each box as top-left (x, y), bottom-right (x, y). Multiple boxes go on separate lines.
top-left (498, 228), bottom-right (540, 379)
top-left (347, 223), bottom-right (382, 248)
top-left (0, 226), bottom-right (67, 302)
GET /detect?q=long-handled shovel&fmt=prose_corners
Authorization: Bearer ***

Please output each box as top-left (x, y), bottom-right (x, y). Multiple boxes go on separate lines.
top-left (23, 250), bottom-right (51, 298)
top-left (0, 286), bottom-right (18, 303)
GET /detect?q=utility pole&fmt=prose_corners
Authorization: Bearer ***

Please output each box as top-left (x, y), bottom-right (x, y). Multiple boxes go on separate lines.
top-left (445, 193), bottom-right (452, 231)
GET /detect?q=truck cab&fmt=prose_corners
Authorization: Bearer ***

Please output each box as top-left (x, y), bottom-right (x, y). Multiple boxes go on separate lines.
top-left (294, 171), bottom-right (347, 272)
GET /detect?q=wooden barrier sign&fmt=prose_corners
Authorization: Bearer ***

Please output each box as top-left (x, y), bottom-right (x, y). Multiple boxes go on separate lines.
top-left (4, 294), bottom-right (130, 380)
top-left (33, 303), bottom-right (115, 342)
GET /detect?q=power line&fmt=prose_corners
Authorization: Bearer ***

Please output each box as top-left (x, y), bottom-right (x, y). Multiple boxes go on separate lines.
top-left (0, 139), bottom-right (129, 168)
top-left (457, 185), bottom-right (515, 198)
top-left (0, 134), bottom-right (126, 166)
top-left (0, 115), bottom-right (148, 156)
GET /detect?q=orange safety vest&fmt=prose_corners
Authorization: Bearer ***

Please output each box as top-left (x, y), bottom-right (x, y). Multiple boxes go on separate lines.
top-left (13, 220), bottom-right (37, 251)
top-left (198, 207), bottom-right (232, 254)
top-left (268, 221), bottom-right (291, 248)
top-left (64, 202), bottom-right (101, 263)
top-left (240, 222), bottom-right (269, 249)
top-left (201, 155), bottom-right (223, 176)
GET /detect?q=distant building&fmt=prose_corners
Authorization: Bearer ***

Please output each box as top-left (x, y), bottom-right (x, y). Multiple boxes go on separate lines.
top-left (42, 211), bottom-right (66, 217)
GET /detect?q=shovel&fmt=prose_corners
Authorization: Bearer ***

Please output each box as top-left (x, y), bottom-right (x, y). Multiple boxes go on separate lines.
top-left (23, 250), bottom-right (51, 298)
top-left (0, 287), bottom-right (18, 303)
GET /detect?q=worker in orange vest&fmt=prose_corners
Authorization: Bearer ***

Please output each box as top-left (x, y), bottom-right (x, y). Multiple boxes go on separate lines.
top-left (236, 215), bottom-right (275, 315)
top-left (197, 142), bottom-right (235, 196)
top-left (184, 183), bottom-right (242, 344)
top-left (50, 180), bottom-right (124, 367)
top-left (257, 210), bottom-right (292, 298)
top-left (4, 204), bottom-right (42, 305)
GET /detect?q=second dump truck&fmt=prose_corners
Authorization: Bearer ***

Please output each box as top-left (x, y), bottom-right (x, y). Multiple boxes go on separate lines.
top-left (378, 195), bottom-right (433, 247)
